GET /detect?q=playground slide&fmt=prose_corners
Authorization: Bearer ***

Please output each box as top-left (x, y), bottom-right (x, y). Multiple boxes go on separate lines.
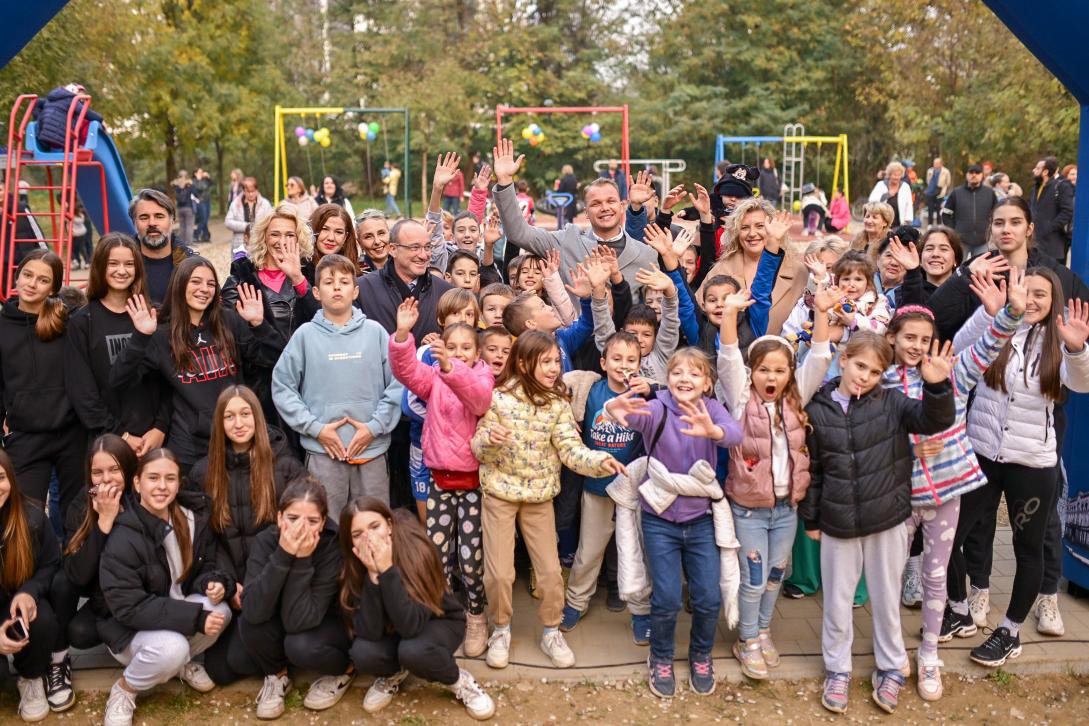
top-left (76, 124), bottom-right (135, 237)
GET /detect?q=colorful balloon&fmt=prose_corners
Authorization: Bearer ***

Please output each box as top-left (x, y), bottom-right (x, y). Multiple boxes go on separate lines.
top-left (319, 137), bottom-right (331, 148)
top-left (590, 131), bottom-right (601, 143)
top-left (368, 121), bottom-right (380, 134)
top-left (366, 131), bottom-right (378, 142)
top-left (521, 127), bottom-right (533, 140)
top-left (589, 123), bottom-right (600, 134)
top-left (298, 136), bottom-right (309, 147)
top-left (357, 122), bottom-right (368, 134)
top-left (306, 129), bottom-right (315, 141)
top-left (294, 126), bottom-right (306, 137)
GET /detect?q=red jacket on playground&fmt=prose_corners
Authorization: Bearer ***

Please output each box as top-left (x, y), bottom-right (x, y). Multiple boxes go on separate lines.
top-left (442, 170), bottom-right (465, 199)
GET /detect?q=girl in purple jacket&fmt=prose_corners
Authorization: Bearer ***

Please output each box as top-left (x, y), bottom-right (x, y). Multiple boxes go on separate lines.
top-left (607, 348), bottom-right (743, 698)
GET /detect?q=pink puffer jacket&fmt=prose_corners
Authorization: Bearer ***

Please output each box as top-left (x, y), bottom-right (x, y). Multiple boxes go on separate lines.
top-left (390, 334), bottom-right (494, 473)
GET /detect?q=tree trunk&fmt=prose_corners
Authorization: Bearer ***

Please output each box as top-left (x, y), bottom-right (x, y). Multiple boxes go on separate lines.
top-left (164, 120), bottom-right (177, 192)
top-left (365, 142), bottom-right (373, 198)
top-left (214, 138), bottom-right (225, 217)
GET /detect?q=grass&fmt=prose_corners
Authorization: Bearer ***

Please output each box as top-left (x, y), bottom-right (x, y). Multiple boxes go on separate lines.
top-left (990, 668), bottom-right (1016, 688)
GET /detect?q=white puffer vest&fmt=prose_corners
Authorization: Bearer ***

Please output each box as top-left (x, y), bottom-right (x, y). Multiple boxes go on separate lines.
top-left (968, 324), bottom-right (1089, 468)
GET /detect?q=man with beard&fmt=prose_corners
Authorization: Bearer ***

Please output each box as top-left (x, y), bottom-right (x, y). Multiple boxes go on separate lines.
top-left (128, 188), bottom-right (196, 304)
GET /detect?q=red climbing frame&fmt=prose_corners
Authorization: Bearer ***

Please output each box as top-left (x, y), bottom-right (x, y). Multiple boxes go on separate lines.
top-left (495, 105), bottom-right (630, 179)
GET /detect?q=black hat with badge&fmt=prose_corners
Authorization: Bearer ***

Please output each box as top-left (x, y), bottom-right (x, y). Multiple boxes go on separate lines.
top-left (713, 163), bottom-right (759, 200)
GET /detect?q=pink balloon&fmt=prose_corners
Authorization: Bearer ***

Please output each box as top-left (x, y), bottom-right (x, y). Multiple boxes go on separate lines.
top-left (294, 126), bottom-right (306, 137)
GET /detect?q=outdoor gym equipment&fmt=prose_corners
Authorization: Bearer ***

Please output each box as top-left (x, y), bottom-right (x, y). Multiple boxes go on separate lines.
top-left (273, 105), bottom-right (411, 216)
top-left (714, 124), bottom-right (849, 211)
top-left (593, 158), bottom-right (687, 195)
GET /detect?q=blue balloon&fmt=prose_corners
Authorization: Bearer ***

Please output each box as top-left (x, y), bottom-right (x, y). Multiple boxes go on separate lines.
top-left (366, 131), bottom-right (378, 142)
top-left (590, 131), bottom-right (602, 142)
top-left (306, 129), bottom-right (315, 141)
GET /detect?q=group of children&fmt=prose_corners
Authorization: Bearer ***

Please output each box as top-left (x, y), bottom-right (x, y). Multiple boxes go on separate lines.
top-left (0, 141), bottom-right (1086, 722)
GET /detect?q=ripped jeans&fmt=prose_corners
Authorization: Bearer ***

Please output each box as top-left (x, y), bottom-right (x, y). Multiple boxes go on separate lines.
top-left (731, 501), bottom-right (797, 641)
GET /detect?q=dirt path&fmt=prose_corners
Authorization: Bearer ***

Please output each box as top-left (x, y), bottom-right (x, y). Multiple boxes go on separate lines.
top-left (19, 670), bottom-right (1087, 725)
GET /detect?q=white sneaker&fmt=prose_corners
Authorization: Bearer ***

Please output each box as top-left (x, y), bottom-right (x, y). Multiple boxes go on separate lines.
top-left (1033, 593), bottom-right (1065, 636)
top-left (255, 673), bottom-right (292, 720)
top-left (901, 555), bottom-right (923, 608)
top-left (178, 661), bottom-right (215, 693)
top-left (303, 672), bottom-right (354, 711)
top-left (103, 680), bottom-right (136, 726)
top-left (915, 654), bottom-right (944, 702)
top-left (363, 669), bottom-right (408, 713)
top-left (968, 586), bottom-right (990, 628)
top-left (540, 629), bottom-right (576, 668)
top-left (16, 677), bottom-right (48, 723)
top-left (448, 668), bottom-right (496, 720)
top-left (485, 629), bottom-right (511, 669)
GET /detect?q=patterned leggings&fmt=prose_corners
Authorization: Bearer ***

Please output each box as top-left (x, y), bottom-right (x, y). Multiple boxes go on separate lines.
top-left (905, 496), bottom-right (960, 661)
top-left (427, 487), bottom-right (484, 615)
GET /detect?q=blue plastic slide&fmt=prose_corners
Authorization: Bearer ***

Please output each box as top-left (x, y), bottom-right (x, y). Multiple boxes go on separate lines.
top-left (25, 119), bottom-right (135, 236)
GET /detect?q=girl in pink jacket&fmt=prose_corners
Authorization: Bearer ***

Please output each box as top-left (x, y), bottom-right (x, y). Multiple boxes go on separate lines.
top-left (390, 298), bottom-right (495, 658)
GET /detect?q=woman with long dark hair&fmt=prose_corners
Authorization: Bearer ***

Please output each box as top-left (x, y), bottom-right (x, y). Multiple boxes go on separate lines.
top-left (340, 497), bottom-right (494, 720)
top-left (315, 175), bottom-right (354, 220)
top-left (65, 233), bottom-right (168, 454)
top-left (99, 448), bottom-right (234, 726)
top-left (0, 249), bottom-right (87, 516)
top-left (0, 449), bottom-right (62, 722)
top-left (108, 257), bottom-right (285, 474)
top-left (47, 434), bottom-right (138, 712)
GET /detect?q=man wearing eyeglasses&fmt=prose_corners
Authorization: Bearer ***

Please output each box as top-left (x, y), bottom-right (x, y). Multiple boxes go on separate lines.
top-left (491, 138), bottom-right (659, 299)
top-left (355, 218), bottom-right (453, 340)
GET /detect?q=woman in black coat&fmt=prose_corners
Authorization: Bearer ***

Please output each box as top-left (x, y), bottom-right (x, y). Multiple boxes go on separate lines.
top-left (98, 449), bottom-right (235, 726)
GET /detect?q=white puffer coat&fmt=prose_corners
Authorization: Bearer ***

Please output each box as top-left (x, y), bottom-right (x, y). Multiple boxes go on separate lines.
top-left (966, 311), bottom-right (1089, 468)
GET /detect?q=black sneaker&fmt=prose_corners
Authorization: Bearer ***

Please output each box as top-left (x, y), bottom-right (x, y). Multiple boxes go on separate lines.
top-left (970, 627), bottom-right (1022, 667)
top-left (937, 606), bottom-right (978, 642)
top-left (46, 656), bottom-right (75, 712)
top-left (606, 585), bottom-right (625, 612)
top-left (782, 582), bottom-right (806, 599)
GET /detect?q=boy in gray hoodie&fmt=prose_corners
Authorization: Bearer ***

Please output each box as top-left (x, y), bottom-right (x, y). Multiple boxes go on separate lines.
top-left (272, 254), bottom-right (403, 515)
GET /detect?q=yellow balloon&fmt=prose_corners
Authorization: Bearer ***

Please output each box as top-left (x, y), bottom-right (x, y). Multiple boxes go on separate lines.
top-left (521, 127), bottom-right (533, 140)
top-left (320, 137), bottom-right (331, 148)
top-left (792, 199), bottom-right (802, 212)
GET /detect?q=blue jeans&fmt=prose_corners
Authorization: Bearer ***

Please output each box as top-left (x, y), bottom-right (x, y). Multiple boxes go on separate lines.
top-left (385, 193), bottom-right (401, 217)
top-left (731, 501), bottom-right (796, 640)
top-left (642, 511), bottom-right (721, 662)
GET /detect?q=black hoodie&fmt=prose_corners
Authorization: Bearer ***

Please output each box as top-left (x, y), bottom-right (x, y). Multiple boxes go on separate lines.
top-left (240, 518), bottom-right (341, 634)
top-left (98, 489), bottom-right (234, 652)
top-left (64, 299), bottom-right (172, 438)
top-left (107, 310), bottom-right (284, 466)
top-left (0, 501), bottom-right (61, 605)
top-left (186, 426), bottom-right (307, 583)
top-left (0, 299), bottom-right (77, 432)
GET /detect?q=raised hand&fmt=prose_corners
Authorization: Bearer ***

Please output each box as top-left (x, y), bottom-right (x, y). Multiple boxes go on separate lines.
top-left (235, 283), bottom-right (265, 326)
top-left (627, 169), bottom-right (656, 208)
top-left (671, 226), bottom-right (696, 259)
top-left (604, 390), bottom-right (652, 427)
top-left (594, 244), bottom-right (621, 282)
top-left (920, 339), bottom-right (954, 383)
top-left (484, 212), bottom-right (503, 246)
top-left (723, 287), bottom-right (755, 313)
top-left (565, 263), bottom-right (593, 299)
top-left (543, 249), bottom-right (562, 278)
top-left (1006, 266), bottom-right (1027, 316)
top-left (766, 210), bottom-right (793, 244)
top-left (583, 255), bottom-right (611, 292)
top-left (432, 152), bottom-right (462, 190)
top-left (430, 340), bottom-right (452, 373)
top-left (420, 331), bottom-right (441, 347)
top-left (473, 162), bottom-right (493, 190)
top-left (968, 269), bottom-right (1007, 317)
top-left (688, 183), bottom-right (713, 222)
top-left (276, 234), bottom-right (304, 283)
top-left (395, 298), bottom-right (420, 337)
top-left (635, 266), bottom-right (676, 297)
top-left (804, 252), bottom-right (828, 281)
top-left (643, 223), bottom-right (679, 270)
top-left (125, 294), bottom-right (157, 335)
top-left (887, 236), bottom-right (920, 271)
top-left (677, 398), bottom-right (724, 440)
top-left (968, 252), bottom-right (1011, 280)
top-left (661, 184), bottom-right (686, 212)
top-left (492, 138), bottom-right (525, 185)
top-left (1057, 298), bottom-right (1089, 351)
top-left (813, 283), bottom-right (844, 314)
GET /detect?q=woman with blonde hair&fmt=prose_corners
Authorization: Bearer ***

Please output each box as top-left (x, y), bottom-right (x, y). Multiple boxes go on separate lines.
top-left (222, 202), bottom-right (315, 339)
top-left (851, 201), bottom-right (895, 257)
top-left (285, 177), bottom-right (318, 219)
top-left (868, 162), bottom-right (913, 229)
top-left (697, 196), bottom-right (805, 335)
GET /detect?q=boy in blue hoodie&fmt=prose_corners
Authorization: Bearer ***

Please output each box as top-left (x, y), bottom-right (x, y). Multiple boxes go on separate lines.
top-left (272, 254), bottom-right (403, 515)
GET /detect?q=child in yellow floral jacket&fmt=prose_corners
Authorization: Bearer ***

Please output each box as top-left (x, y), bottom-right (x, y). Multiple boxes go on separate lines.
top-left (471, 331), bottom-right (626, 672)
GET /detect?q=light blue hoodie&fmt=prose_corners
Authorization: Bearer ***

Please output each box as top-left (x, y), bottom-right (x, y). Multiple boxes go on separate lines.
top-left (272, 308), bottom-right (403, 457)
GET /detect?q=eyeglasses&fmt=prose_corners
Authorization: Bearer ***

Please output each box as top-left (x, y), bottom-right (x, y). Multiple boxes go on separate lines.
top-left (394, 243), bottom-right (429, 255)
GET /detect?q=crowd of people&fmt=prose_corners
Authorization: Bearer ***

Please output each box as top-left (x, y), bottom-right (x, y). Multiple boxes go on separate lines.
top-left (0, 136), bottom-right (1085, 725)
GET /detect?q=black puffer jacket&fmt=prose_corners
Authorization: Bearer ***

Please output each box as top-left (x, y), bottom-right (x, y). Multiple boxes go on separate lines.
top-left (240, 519), bottom-right (341, 633)
top-left (927, 248), bottom-right (1089, 343)
top-left (800, 378), bottom-right (955, 539)
top-left (63, 489), bottom-right (138, 618)
top-left (98, 490), bottom-right (234, 652)
top-left (187, 427), bottom-right (306, 584)
top-left (0, 501), bottom-right (61, 604)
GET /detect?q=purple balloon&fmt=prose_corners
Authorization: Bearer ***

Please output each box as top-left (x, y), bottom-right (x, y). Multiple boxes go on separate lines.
top-left (294, 126), bottom-right (306, 137)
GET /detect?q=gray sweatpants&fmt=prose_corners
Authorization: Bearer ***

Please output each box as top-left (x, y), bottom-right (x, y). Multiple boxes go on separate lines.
top-left (110, 594), bottom-right (231, 691)
top-left (820, 523), bottom-right (909, 674)
top-left (306, 452), bottom-right (389, 517)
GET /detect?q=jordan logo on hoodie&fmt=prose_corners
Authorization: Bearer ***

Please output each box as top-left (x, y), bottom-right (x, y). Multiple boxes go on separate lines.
top-left (179, 335), bottom-right (236, 384)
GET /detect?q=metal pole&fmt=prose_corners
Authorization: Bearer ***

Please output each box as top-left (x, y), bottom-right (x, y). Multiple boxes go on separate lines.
top-left (274, 106), bottom-right (281, 204)
top-left (622, 105), bottom-right (630, 180)
top-left (495, 106), bottom-right (503, 146)
top-left (403, 109), bottom-right (411, 218)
